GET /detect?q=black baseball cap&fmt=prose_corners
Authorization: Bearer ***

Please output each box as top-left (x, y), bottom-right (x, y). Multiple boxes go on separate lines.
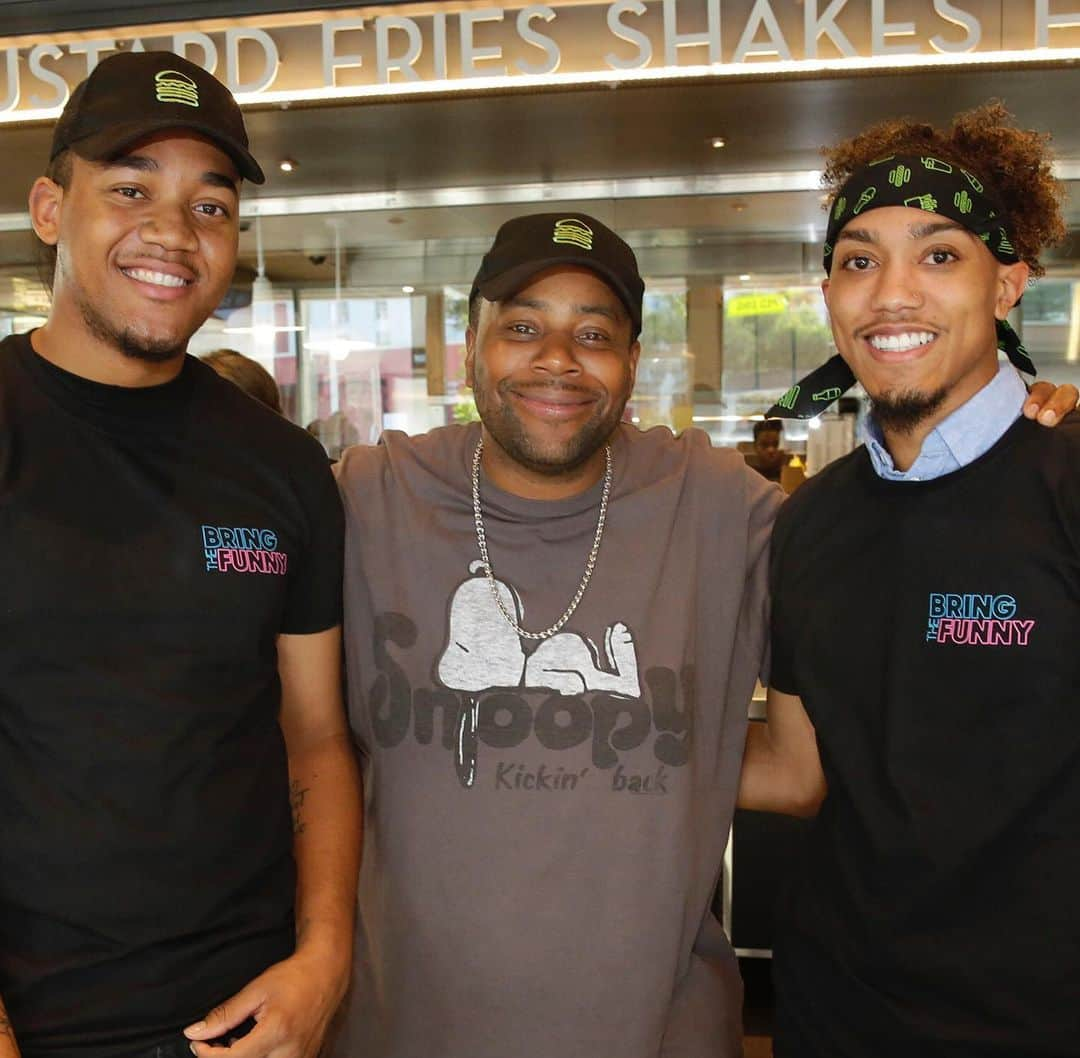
top-left (471, 213), bottom-right (644, 333)
top-left (50, 51), bottom-right (264, 184)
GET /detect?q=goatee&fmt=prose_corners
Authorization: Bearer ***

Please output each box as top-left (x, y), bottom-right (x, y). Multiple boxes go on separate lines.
top-left (869, 386), bottom-right (948, 434)
top-left (78, 294), bottom-right (186, 364)
top-left (475, 375), bottom-right (626, 477)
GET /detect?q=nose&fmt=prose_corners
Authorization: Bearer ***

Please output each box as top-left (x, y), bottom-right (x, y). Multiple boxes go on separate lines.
top-left (531, 330), bottom-right (582, 377)
top-left (138, 201), bottom-right (199, 255)
top-left (869, 258), bottom-right (924, 314)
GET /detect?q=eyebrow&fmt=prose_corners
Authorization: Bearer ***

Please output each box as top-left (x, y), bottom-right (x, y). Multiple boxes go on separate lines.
top-left (503, 294), bottom-right (623, 323)
top-left (837, 220), bottom-right (967, 244)
top-left (101, 153), bottom-right (240, 193)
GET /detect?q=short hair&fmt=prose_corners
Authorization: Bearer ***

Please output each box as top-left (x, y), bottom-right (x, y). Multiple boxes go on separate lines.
top-left (202, 349), bottom-right (283, 414)
top-left (35, 149), bottom-right (72, 297)
top-left (753, 418), bottom-right (783, 441)
top-left (468, 290), bottom-right (481, 335)
top-left (822, 101), bottom-right (1065, 277)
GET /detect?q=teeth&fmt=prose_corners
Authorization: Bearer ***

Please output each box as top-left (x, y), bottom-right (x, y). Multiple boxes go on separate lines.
top-left (868, 331), bottom-right (935, 352)
top-left (124, 268), bottom-right (188, 288)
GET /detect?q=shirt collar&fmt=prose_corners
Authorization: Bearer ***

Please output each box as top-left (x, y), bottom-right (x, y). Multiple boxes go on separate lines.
top-left (863, 360), bottom-right (1027, 481)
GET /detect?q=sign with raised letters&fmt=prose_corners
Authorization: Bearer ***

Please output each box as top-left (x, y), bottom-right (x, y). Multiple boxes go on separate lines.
top-left (1, 0), bottom-right (1077, 120)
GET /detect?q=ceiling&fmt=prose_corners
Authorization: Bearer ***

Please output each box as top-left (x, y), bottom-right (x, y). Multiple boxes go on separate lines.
top-left (2, 62), bottom-right (1079, 288)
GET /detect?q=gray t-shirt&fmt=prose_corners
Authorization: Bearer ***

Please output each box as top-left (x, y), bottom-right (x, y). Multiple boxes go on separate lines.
top-left (332, 421), bottom-right (781, 1058)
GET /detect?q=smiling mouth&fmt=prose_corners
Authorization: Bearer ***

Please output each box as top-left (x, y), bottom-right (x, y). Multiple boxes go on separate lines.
top-left (121, 267), bottom-right (191, 289)
top-left (866, 331), bottom-right (937, 353)
top-left (512, 387), bottom-right (597, 418)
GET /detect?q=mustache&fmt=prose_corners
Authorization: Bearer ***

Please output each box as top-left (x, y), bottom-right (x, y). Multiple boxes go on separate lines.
top-left (855, 317), bottom-right (941, 337)
top-left (500, 379), bottom-right (602, 398)
top-left (119, 248), bottom-right (201, 277)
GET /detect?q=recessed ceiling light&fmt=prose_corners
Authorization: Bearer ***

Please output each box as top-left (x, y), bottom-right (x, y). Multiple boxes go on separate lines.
top-left (739, 274), bottom-right (751, 281)
top-left (731, 201), bottom-right (748, 212)
top-left (710, 136), bottom-right (726, 149)
top-left (279, 159), bottom-right (297, 173)
top-left (402, 285), bottom-right (415, 294)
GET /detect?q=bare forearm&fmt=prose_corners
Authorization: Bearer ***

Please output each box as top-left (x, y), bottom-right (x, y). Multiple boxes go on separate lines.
top-left (739, 722), bottom-right (819, 816)
top-left (0, 995), bottom-right (21, 1058)
top-left (289, 731), bottom-right (363, 981)
top-left (737, 688), bottom-right (827, 816)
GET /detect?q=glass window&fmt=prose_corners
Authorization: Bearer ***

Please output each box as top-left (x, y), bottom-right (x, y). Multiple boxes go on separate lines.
top-left (632, 281), bottom-right (691, 431)
top-left (443, 286), bottom-right (478, 424)
top-left (1020, 277), bottom-right (1080, 371)
top-left (712, 278), bottom-right (834, 446)
top-left (197, 292), bottom-right (301, 421)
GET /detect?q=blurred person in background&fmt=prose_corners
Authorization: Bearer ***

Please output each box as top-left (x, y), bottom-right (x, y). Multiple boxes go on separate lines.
top-left (203, 347), bottom-right (283, 414)
top-left (750, 418), bottom-right (786, 482)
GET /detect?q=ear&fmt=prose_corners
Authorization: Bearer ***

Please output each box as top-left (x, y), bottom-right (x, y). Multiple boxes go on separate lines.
top-left (820, 277), bottom-right (831, 307)
top-left (29, 176), bottom-right (64, 247)
top-left (464, 326), bottom-right (476, 389)
top-left (995, 261), bottom-right (1030, 320)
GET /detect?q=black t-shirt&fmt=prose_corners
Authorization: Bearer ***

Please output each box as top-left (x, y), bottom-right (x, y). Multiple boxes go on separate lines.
top-left (0, 334), bottom-right (344, 1058)
top-left (769, 415), bottom-right (1080, 1058)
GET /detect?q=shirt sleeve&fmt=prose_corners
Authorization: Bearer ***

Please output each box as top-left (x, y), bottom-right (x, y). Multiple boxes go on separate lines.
top-left (280, 439), bottom-right (345, 635)
top-left (766, 496), bottom-right (800, 694)
top-left (333, 443), bottom-right (381, 757)
top-left (742, 470), bottom-right (784, 687)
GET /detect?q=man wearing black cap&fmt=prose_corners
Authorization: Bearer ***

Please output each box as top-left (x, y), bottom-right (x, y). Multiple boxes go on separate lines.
top-left (739, 104), bottom-right (1080, 1057)
top-left (1, 52), bottom-right (360, 1058)
top-left (331, 213), bottom-right (781, 1057)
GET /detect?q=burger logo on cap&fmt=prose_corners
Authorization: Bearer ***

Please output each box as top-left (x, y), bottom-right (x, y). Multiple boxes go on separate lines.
top-left (154, 69), bottom-right (200, 108)
top-left (552, 218), bottom-right (594, 251)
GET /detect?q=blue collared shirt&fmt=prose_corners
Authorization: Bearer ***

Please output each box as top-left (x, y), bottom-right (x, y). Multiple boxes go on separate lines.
top-left (863, 361), bottom-right (1027, 482)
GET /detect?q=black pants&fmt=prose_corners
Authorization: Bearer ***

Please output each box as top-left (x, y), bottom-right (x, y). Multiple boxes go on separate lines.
top-left (125, 1019), bottom-right (256, 1058)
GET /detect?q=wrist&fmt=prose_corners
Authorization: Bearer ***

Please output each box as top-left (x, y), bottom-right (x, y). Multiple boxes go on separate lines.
top-left (294, 920), bottom-right (353, 983)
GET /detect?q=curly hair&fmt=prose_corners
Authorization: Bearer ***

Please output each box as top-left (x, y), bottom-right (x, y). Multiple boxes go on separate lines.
top-left (822, 102), bottom-right (1065, 276)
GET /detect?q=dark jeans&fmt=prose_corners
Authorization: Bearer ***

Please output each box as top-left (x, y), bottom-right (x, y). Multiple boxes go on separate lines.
top-left (125, 1019), bottom-right (256, 1058)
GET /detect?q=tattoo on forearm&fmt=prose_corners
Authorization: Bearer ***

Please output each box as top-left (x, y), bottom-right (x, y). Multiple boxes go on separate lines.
top-left (290, 779), bottom-right (310, 834)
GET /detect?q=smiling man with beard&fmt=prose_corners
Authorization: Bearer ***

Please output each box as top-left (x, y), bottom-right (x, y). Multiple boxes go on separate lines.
top-left (331, 213), bottom-right (784, 1057)
top-left (740, 104), bottom-right (1080, 1058)
top-left (0, 52), bottom-right (360, 1058)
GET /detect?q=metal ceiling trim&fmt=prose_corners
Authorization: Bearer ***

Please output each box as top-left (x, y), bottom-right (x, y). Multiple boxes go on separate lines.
top-left (240, 170), bottom-right (826, 217)
top-left (0, 161), bottom-right (1076, 232)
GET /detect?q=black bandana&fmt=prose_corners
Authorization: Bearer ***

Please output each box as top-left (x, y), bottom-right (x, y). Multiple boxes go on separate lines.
top-left (767, 152), bottom-right (1033, 420)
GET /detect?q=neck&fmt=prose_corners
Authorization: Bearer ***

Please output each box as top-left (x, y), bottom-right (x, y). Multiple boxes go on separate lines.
top-left (32, 308), bottom-right (186, 388)
top-left (879, 354), bottom-right (1001, 472)
top-left (881, 424), bottom-right (930, 473)
top-left (479, 427), bottom-right (610, 500)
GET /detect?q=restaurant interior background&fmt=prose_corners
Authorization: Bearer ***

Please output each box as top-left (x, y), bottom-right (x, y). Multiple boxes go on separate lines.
top-left (1, 0), bottom-right (1078, 462)
top-left (1, 5), bottom-right (1078, 1018)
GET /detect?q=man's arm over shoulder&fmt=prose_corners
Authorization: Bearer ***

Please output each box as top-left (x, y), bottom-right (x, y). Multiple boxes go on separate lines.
top-left (333, 440), bottom-right (383, 492)
top-left (738, 686), bottom-right (826, 817)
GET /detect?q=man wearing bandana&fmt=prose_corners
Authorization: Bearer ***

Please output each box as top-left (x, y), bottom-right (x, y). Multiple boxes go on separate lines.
top-left (739, 104), bottom-right (1079, 1057)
